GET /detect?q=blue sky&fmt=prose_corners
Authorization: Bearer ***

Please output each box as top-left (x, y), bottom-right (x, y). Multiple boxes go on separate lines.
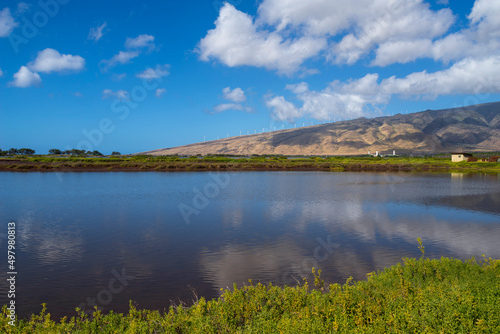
top-left (1, 0), bottom-right (500, 154)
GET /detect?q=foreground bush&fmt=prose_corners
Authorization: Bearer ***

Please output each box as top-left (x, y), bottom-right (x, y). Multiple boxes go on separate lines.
top-left (2, 255), bottom-right (499, 333)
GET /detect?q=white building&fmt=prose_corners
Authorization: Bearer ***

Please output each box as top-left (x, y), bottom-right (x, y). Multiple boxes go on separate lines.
top-left (451, 152), bottom-right (472, 162)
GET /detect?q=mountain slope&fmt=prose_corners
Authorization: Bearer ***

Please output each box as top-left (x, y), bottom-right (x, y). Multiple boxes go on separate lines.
top-left (143, 102), bottom-right (500, 156)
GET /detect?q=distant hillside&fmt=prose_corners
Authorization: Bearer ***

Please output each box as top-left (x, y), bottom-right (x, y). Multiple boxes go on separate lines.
top-left (143, 102), bottom-right (500, 156)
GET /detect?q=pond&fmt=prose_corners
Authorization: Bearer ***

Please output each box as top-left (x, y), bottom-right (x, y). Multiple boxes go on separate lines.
top-left (0, 171), bottom-right (499, 319)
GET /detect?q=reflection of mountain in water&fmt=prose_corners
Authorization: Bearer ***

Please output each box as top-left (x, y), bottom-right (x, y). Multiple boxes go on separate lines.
top-left (428, 192), bottom-right (500, 216)
top-left (199, 197), bottom-right (500, 292)
top-left (198, 173), bottom-right (500, 292)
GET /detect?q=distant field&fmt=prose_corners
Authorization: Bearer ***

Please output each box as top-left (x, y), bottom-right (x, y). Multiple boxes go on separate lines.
top-left (1, 154), bottom-right (500, 173)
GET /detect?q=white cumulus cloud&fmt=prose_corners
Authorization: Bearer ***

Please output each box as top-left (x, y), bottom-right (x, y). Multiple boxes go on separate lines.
top-left (198, 3), bottom-right (326, 75)
top-left (198, 0), bottom-right (457, 72)
top-left (0, 67), bottom-right (3, 77)
top-left (9, 48), bottom-right (84, 88)
top-left (265, 96), bottom-right (301, 122)
top-left (213, 86), bottom-right (252, 113)
top-left (0, 8), bottom-right (17, 37)
top-left (379, 56), bottom-right (500, 98)
top-left (199, 0), bottom-right (500, 71)
top-left (125, 34), bottom-right (155, 50)
top-left (267, 76), bottom-right (387, 122)
top-left (267, 55), bottom-right (500, 122)
top-left (222, 87), bottom-right (246, 103)
top-left (9, 66), bottom-right (41, 88)
top-left (28, 48), bottom-right (85, 73)
top-left (257, 0), bottom-right (359, 35)
top-left (329, 0), bottom-right (454, 65)
top-left (426, 0), bottom-right (500, 64)
top-left (372, 39), bottom-right (433, 67)
top-left (136, 64), bottom-right (169, 80)
top-left (468, 0), bottom-right (500, 29)
top-left (368, 0), bottom-right (500, 66)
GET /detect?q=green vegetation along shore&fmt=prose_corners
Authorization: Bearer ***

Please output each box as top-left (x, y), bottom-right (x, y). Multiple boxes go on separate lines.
top-left (1, 154), bottom-right (500, 173)
top-left (2, 252), bottom-right (499, 333)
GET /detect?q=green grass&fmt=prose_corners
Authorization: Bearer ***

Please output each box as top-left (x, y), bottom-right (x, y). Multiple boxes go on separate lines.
top-left (2, 253), bottom-right (499, 333)
top-left (1, 154), bottom-right (500, 173)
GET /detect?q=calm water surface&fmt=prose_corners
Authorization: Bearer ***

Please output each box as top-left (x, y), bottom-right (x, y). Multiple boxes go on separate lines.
top-left (0, 171), bottom-right (499, 319)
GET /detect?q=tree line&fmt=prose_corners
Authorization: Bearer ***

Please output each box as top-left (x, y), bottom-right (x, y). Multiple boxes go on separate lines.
top-left (0, 148), bottom-right (121, 156)
top-left (0, 148), bottom-right (36, 156)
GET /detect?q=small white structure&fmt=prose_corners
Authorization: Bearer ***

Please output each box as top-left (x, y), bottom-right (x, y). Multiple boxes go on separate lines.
top-left (451, 152), bottom-right (472, 162)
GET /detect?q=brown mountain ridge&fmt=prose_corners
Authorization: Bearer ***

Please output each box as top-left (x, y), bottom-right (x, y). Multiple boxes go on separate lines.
top-left (143, 102), bottom-right (500, 156)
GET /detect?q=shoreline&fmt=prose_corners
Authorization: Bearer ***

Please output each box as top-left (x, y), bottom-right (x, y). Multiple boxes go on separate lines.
top-left (1, 158), bottom-right (499, 173)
